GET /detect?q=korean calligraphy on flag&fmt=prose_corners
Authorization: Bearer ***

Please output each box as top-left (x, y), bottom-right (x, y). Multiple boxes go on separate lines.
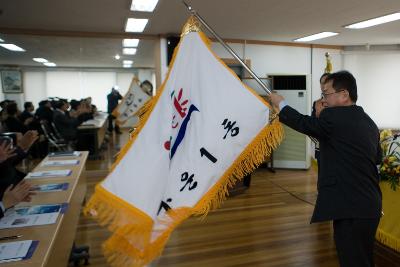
top-left (84, 17), bottom-right (283, 267)
top-left (112, 77), bottom-right (151, 127)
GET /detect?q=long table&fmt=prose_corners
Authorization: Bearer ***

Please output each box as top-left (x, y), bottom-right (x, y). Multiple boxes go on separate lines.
top-left (0, 151), bottom-right (88, 267)
top-left (77, 112), bottom-right (108, 158)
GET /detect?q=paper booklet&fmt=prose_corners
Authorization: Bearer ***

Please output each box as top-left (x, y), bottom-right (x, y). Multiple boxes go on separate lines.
top-left (0, 240), bottom-right (38, 262)
top-left (48, 151), bottom-right (81, 157)
top-left (0, 204), bottom-right (68, 229)
top-left (30, 183), bottom-right (69, 192)
top-left (26, 170), bottom-right (72, 179)
top-left (41, 159), bottom-right (79, 167)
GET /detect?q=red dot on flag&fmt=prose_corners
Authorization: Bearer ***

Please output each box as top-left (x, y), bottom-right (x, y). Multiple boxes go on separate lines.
top-left (164, 141), bottom-right (171, 150)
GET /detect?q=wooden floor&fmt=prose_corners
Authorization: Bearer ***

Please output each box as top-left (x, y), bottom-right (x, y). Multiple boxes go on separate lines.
top-left (75, 131), bottom-right (340, 267)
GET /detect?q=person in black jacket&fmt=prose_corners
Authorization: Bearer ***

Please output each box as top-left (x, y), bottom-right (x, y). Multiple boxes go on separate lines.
top-left (53, 100), bottom-right (92, 141)
top-left (311, 73), bottom-right (330, 167)
top-left (0, 141), bottom-right (33, 218)
top-left (35, 100), bottom-right (54, 123)
top-left (107, 87), bottom-right (123, 134)
top-left (3, 102), bottom-right (28, 134)
top-left (270, 71), bottom-right (381, 267)
top-left (19, 102), bottom-right (35, 125)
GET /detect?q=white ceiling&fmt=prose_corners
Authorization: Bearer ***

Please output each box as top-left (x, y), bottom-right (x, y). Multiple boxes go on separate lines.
top-left (1, 0), bottom-right (400, 68)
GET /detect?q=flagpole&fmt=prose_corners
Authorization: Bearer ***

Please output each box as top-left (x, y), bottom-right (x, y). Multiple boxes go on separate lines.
top-left (182, 0), bottom-right (272, 95)
top-left (182, 1), bottom-right (319, 143)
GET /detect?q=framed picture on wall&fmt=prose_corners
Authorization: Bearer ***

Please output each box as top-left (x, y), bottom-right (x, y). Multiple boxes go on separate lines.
top-left (1, 69), bottom-right (23, 93)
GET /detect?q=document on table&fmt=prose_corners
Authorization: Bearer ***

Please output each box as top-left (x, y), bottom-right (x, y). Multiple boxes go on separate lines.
top-left (30, 183), bottom-right (69, 192)
top-left (48, 151), bottom-right (81, 157)
top-left (0, 204), bottom-right (68, 229)
top-left (26, 169), bottom-right (72, 179)
top-left (0, 240), bottom-right (39, 262)
top-left (41, 159), bottom-right (79, 167)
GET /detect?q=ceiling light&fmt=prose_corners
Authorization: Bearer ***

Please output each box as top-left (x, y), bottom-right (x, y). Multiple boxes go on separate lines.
top-left (123, 39), bottom-right (140, 47)
top-left (115, 54), bottom-right (121, 60)
top-left (123, 60), bottom-right (134, 65)
top-left (43, 62), bottom-right (56, 67)
top-left (345, 12), bottom-right (400, 29)
top-left (33, 58), bottom-right (48, 63)
top-left (123, 64), bottom-right (132, 68)
top-left (0, 43), bottom-right (26, 52)
top-left (125, 18), bottom-right (148, 32)
top-left (0, 38), bottom-right (3, 42)
top-left (123, 48), bottom-right (137, 55)
top-left (294, 32), bottom-right (338, 42)
top-left (130, 0), bottom-right (159, 12)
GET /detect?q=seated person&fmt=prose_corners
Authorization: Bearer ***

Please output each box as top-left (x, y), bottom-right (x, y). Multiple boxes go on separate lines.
top-left (4, 102), bottom-right (29, 133)
top-left (0, 141), bottom-right (33, 218)
top-left (53, 100), bottom-right (90, 141)
top-left (35, 100), bottom-right (54, 123)
top-left (69, 99), bottom-right (81, 118)
top-left (19, 102), bottom-right (35, 125)
top-left (0, 100), bottom-right (15, 124)
top-left (0, 131), bottom-right (37, 205)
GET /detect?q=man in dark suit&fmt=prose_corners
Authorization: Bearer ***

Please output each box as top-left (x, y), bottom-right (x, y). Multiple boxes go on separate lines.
top-left (107, 87), bottom-right (123, 134)
top-left (270, 71), bottom-right (382, 267)
top-left (35, 100), bottom-right (54, 123)
top-left (53, 100), bottom-right (92, 142)
top-left (19, 102), bottom-right (35, 125)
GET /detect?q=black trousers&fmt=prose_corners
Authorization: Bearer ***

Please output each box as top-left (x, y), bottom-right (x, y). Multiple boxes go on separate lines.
top-left (333, 218), bottom-right (380, 267)
top-left (107, 114), bottom-right (120, 132)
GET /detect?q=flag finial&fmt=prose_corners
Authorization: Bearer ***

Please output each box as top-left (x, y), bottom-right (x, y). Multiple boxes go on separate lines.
top-left (181, 16), bottom-right (201, 37)
top-left (324, 52), bottom-right (333, 73)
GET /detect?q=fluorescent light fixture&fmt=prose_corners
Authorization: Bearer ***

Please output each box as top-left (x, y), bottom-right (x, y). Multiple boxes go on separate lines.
top-left (345, 12), bottom-right (400, 29)
top-left (130, 0), bottom-right (159, 12)
top-left (123, 60), bottom-right (134, 65)
top-left (33, 58), bottom-right (48, 63)
top-left (125, 18), bottom-right (148, 32)
top-left (294, 32), bottom-right (338, 42)
top-left (43, 62), bottom-right (56, 67)
top-left (0, 43), bottom-right (25, 52)
top-left (115, 54), bottom-right (121, 60)
top-left (123, 64), bottom-right (132, 68)
top-left (123, 48), bottom-right (137, 55)
top-left (123, 38), bottom-right (140, 47)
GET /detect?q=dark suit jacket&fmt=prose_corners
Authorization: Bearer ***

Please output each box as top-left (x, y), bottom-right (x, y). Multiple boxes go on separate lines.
top-left (4, 116), bottom-right (28, 134)
top-left (107, 92), bottom-right (122, 114)
top-left (18, 110), bottom-right (33, 124)
top-left (0, 146), bottom-right (27, 199)
top-left (35, 106), bottom-right (54, 123)
top-left (53, 110), bottom-right (81, 141)
top-left (279, 105), bottom-right (382, 223)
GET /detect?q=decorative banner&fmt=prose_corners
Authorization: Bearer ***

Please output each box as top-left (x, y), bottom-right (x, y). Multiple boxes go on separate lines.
top-left (85, 17), bottom-right (283, 267)
top-left (113, 77), bottom-right (151, 127)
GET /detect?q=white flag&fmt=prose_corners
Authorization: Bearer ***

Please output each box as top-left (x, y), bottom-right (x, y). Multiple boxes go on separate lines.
top-left (113, 77), bottom-right (151, 127)
top-left (85, 18), bottom-right (283, 267)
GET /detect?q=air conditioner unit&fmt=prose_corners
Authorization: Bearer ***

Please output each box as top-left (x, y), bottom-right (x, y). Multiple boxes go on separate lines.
top-left (269, 74), bottom-right (312, 169)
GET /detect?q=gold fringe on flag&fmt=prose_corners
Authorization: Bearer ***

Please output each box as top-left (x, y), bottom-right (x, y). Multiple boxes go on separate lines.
top-left (84, 17), bottom-right (284, 267)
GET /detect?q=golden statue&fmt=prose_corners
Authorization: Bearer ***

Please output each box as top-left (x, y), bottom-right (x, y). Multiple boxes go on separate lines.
top-left (325, 52), bottom-right (333, 73)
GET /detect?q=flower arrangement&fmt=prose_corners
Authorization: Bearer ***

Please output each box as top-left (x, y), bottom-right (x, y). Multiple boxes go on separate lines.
top-left (379, 129), bottom-right (400, 190)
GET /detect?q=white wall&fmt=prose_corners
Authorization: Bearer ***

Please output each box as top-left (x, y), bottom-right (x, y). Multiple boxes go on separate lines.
top-left (343, 51), bottom-right (400, 128)
top-left (2, 69), bottom-right (154, 112)
top-left (211, 42), bottom-right (343, 110)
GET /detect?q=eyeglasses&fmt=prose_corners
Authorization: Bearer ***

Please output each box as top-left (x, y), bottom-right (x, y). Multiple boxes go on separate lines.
top-left (321, 90), bottom-right (344, 99)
